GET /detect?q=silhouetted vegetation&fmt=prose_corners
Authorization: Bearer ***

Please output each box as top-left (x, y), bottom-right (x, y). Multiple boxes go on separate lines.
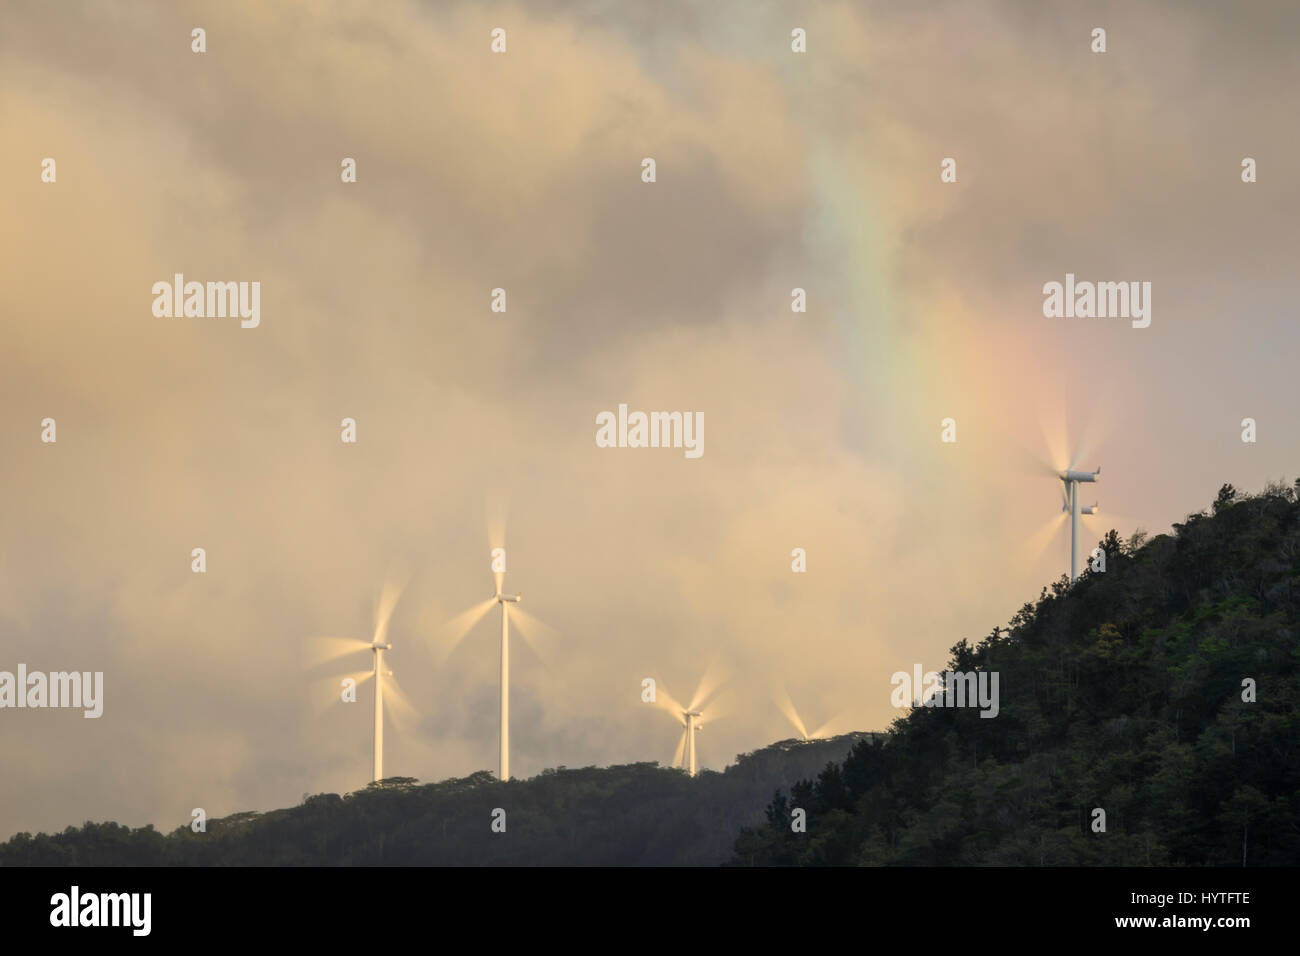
top-left (0, 736), bottom-right (872, 865)
top-left (734, 480), bottom-right (1300, 865)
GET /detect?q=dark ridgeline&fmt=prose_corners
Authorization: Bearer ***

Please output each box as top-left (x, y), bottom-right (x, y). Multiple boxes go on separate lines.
top-left (3, 480), bottom-right (1298, 867)
top-left (0, 735), bottom-right (874, 866)
top-left (735, 481), bottom-right (1300, 866)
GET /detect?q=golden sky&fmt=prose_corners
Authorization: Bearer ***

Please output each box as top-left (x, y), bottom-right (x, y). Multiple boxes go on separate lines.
top-left (1, 0), bottom-right (1297, 835)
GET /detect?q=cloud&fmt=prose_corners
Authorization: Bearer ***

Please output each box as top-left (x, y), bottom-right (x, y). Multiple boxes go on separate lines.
top-left (0, 0), bottom-right (1296, 835)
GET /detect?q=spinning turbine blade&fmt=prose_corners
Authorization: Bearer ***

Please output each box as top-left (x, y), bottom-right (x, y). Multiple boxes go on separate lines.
top-left (504, 604), bottom-right (557, 665)
top-left (488, 509), bottom-right (508, 552)
top-left (373, 582), bottom-right (403, 645)
top-left (1002, 429), bottom-right (1063, 477)
top-left (1023, 511), bottom-right (1068, 562)
top-left (810, 715), bottom-right (844, 739)
top-left (654, 685), bottom-right (688, 724)
top-left (698, 690), bottom-right (730, 724)
top-left (672, 729), bottom-right (688, 769)
top-left (776, 687), bottom-right (809, 740)
top-left (382, 669), bottom-right (419, 733)
top-left (1040, 412), bottom-right (1071, 476)
top-left (304, 636), bottom-right (371, 669)
top-left (487, 500), bottom-right (509, 595)
top-left (996, 410), bottom-right (1075, 478)
top-left (1067, 403), bottom-right (1114, 472)
top-left (689, 660), bottom-right (726, 713)
top-left (436, 599), bottom-right (495, 658)
top-left (309, 668), bottom-right (372, 718)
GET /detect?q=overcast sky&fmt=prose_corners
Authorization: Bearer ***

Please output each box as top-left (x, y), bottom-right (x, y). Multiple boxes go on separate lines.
top-left (1, 0), bottom-right (1296, 837)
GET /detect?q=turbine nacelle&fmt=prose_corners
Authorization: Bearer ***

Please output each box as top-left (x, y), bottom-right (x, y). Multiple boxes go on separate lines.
top-left (1059, 468), bottom-right (1100, 483)
top-left (370, 641), bottom-right (392, 651)
top-left (1055, 463), bottom-right (1103, 584)
top-left (495, 593), bottom-right (521, 604)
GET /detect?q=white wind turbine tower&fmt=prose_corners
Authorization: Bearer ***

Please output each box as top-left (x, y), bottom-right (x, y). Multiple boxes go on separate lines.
top-left (369, 636), bottom-right (394, 783)
top-left (308, 584), bottom-right (416, 785)
top-left (493, 586), bottom-right (521, 781)
top-left (1059, 467), bottom-right (1100, 583)
top-left (682, 711), bottom-right (702, 777)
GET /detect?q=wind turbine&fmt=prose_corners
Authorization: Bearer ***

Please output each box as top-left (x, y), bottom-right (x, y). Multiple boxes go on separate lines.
top-left (653, 665), bottom-right (725, 777)
top-left (1008, 410), bottom-right (1126, 584)
top-left (1059, 467), bottom-right (1100, 583)
top-left (775, 685), bottom-right (840, 741)
top-left (436, 543), bottom-right (555, 782)
top-left (662, 707), bottom-right (705, 777)
top-left (307, 584), bottom-right (416, 784)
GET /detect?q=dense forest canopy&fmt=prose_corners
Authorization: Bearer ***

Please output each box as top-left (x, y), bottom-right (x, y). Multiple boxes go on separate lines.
top-left (734, 480), bottom-right (1300, 865)
top-left (0, 737), bottom-right (873, 866)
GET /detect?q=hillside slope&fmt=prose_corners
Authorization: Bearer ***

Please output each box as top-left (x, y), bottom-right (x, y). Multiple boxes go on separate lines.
top-left (0, 734), bottom-right (874, 866)
top-left (734, 482), bottom-right (1300, 865)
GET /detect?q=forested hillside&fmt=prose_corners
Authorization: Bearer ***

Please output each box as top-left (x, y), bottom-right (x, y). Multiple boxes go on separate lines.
top-left (734, 482), bottom-right (1300, 865)
top-left (0, 735), bottom-right (873, 865)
